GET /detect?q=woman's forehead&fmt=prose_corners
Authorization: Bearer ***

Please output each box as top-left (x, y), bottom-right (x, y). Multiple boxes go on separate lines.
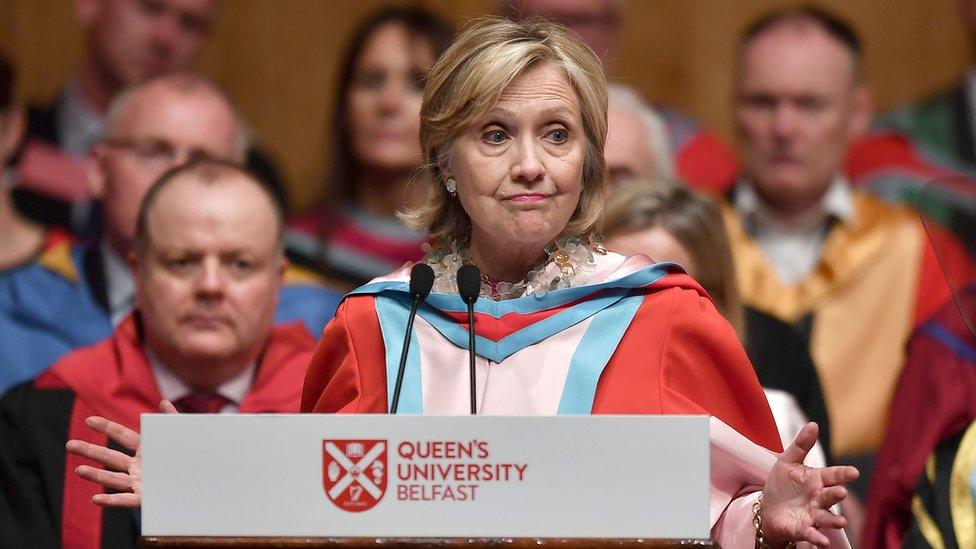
top-left (491, 62), bottom-right (581, 115)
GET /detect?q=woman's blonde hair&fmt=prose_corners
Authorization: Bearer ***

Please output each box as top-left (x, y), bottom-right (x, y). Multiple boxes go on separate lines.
top-left (603, 180), bottom-right (746, 338)
top-left (399, 16), bottom-right (608, 246)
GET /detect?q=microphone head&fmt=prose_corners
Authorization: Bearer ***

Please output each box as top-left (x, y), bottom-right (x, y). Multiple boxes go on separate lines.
top-left (457, 264), bottom-right (481, 304)
top-left (409, 263), bottom-right (435, 299)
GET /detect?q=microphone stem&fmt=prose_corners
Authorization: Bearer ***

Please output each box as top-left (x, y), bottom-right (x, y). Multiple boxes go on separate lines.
top-left (468, 304), bottom-right (477, 415)
top-left (391, 296), bottom-right (421, 414)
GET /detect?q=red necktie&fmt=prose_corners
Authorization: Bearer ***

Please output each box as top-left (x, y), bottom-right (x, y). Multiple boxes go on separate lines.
top-left (173, 392), bottom-right (232, 414)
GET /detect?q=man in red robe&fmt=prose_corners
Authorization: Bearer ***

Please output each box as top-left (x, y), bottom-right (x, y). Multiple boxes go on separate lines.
top-left (0, 160), bottom-right (315, 549)
top-left (863, 287), bottom-right (976, 548)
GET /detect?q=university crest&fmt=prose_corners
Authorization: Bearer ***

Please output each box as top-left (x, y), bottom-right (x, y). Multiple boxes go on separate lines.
top-left (322, 440), bottom-right (388, 512)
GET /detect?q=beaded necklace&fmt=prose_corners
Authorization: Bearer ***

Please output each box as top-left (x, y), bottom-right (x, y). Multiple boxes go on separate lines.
top-left (422, 234), bottom-right (608, 301)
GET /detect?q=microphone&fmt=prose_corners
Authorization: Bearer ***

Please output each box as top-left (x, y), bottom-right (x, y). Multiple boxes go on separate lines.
top-left (457, 264), bottom-right (481, 415)
top-left (390, 263), bottom-right (435, 414)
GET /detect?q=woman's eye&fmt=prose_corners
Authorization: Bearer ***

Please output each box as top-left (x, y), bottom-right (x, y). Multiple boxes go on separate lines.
top-left (354, 71), bottom-right (385, 91)
top-left (483, 129), bottom-right (507, 144)
top-left (547, 128), bottom-right (569, 144)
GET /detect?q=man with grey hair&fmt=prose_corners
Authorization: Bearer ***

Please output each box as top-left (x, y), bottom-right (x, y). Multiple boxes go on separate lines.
top-left (0, 72), bottom-right (340, 396)
top-left (605, 83), bottom-right (674, 186)
top-left (14, 0), bottom-right (285, 234)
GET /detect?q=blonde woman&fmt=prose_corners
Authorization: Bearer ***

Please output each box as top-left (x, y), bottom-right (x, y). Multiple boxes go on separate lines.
top-left (604, 179), bottom-right (831, 466)
top-left (303, 18), bottom-right (855, 547)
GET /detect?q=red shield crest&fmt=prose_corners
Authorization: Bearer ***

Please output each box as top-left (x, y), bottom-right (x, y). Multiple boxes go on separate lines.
top-left (322, 440), bottom-right (388, 512)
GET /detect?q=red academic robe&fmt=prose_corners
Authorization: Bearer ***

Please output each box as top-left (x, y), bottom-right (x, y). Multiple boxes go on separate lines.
top-left (863, 292), bottom-right (976, 549)
top-left (301, 265), bottom-right (793, 546)
top-left (0, 315), bottom-right (315, 549)
top-left (302, 270), bottom-right (782, 452)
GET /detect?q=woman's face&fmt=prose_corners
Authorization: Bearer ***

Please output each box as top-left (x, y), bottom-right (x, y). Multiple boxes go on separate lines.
top-left (347, 22), bottom-right (434, 172)
top-left (607, 226), bottom-right (698, 276)
top-left (448, 61), bottom-right (586, 250)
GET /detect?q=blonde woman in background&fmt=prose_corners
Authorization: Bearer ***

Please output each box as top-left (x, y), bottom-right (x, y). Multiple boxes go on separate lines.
top-left (604, 179), bottom-right (831, 466)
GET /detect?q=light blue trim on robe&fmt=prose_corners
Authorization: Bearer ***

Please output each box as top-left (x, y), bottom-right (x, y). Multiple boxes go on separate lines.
top-left (344, 262), bottom-right (679, 363)
top-left (410, 286), bottom-right (634, 363)
top-left (557, 292), bottom-right (645, 414)
top-left (374, 295), bottom-right (423, 414)
top-left (348, 262), bottom-right (680, 317)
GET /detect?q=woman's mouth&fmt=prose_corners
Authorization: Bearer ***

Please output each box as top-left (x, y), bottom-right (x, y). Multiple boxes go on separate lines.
top-left (506, 193), bottom-right (551, 202)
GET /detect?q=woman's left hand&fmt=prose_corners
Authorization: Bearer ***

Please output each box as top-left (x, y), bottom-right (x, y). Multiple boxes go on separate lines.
top-left (761, 422), bottom-right (859, 547)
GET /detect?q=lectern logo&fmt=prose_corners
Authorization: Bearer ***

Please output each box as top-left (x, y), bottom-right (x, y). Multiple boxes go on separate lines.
top-left (322, 440), bottom-right (388, 512)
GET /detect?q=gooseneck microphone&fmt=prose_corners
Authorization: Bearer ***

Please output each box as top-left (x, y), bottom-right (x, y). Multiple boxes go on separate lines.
top-left (457, 264), bottom-right (481, 415)
top-left (390, 263), bottom-right (435, 414)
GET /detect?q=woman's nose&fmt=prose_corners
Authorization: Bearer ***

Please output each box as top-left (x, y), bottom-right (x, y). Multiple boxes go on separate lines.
top-left (377, 81), bottom-right (406, 113)
top-left (510, 138), bottom-right (545, 183)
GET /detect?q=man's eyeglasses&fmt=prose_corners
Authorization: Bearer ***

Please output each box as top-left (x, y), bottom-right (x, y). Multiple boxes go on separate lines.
top-left (101, 137), bottom-right (224, 167)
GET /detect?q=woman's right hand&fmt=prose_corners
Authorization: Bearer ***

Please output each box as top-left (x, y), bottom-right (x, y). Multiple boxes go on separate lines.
top-left (64, 400), bottom-right (178, 508)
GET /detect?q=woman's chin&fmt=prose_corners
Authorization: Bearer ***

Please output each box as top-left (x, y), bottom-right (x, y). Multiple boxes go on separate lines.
top-left (503, 225), bottom-right (560, 249)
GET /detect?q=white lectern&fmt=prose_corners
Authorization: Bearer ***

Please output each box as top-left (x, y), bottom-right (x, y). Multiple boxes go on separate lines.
top-left (139, 415), bottom-right (715, 548)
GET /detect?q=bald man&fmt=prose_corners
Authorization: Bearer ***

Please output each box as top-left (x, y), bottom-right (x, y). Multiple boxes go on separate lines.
top-left (15, 0), bottom-right (285, 233)
top-left (724, 6), bottom-right (970, 468)
top-left (0, 160), bottom-right (315, 548)
top-left (604, 83), bottom-right (674, 186)
top-left (0, 72), bottom-right (340, 396)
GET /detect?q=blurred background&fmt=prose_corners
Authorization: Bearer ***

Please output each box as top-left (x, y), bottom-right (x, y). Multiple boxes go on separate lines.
top-left (1, 0), bottom-right (967, 213)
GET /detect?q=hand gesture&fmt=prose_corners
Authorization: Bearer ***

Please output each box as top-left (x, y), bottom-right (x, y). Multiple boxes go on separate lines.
top-left (64, 400), bottom-right (178, 508)
top-left (761, 422), bottom-right (859, 547)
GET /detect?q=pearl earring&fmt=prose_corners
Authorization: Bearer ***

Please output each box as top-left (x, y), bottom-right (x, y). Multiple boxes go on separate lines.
top-left (445, 177), bottom-right (457, 197)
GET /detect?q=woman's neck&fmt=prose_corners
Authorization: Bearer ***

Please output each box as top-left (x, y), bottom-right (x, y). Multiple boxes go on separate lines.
top-left (353, 168), bottom-right (421, 218)
top-left (468, 231), bottom-right (547, 284)
top-left (0, 186), bottom-right (45, 270)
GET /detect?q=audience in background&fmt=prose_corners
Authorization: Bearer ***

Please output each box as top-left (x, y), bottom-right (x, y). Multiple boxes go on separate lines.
top-left (604, 180), bottom-right (830, 462)
top-left (724, 6), bottom-right (970, 477)
top-left (14, 0), bottom-right (286, 235)
top-left (0, 72), bottom-right (340, 396)
top-left (2, 2), bottom-right (976, 546)
top-left (284, 7), bottom-right (453, 287)
top-left (605, 84), bottom-right (674, 186)
top-left (505, 0), bottom-right (739, 192)
top-left (0, 53), bottom-right (47, 271)
top-left (0, 161), bottom-right (316, 549)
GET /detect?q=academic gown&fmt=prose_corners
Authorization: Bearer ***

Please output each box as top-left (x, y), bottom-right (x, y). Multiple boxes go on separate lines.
top-left (0, 315), bottom-right (316, 549)
top-left (723, 191), bottom-right (973, 458)
top-left (0, 237), bottom-right (342, 396)
top-left (901, 419), bottom-right (976, 549)
top-left (864, 288), bottom-right (976, 549)
top-left (301, 252), bottom-right (848, 548)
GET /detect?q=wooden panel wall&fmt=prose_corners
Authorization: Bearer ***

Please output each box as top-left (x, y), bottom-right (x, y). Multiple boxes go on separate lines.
top-left (0, 0), bottom-right (967, 212)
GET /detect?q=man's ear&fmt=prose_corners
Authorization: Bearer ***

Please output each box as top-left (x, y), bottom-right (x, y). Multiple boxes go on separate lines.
top-left (848, 84), bottom-right (874, 141)
top-left (86, 145), bottom-right (107, 199)
top-left (278, 255), bottom-right (289, 281)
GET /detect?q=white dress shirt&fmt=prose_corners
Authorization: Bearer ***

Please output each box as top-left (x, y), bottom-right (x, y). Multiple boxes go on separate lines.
top-left (100, 241), bottom-right (135, 326)
top-left (146, 345), bottom-right (256, 414)
top-left (734, 177), bottom-right (855, 285)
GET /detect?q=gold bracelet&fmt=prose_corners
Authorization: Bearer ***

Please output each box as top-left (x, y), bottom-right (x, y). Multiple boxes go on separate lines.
top-left (753, 493), bottom-right (766, 549)
top-left (753, 493), bottom-right (796, 549)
